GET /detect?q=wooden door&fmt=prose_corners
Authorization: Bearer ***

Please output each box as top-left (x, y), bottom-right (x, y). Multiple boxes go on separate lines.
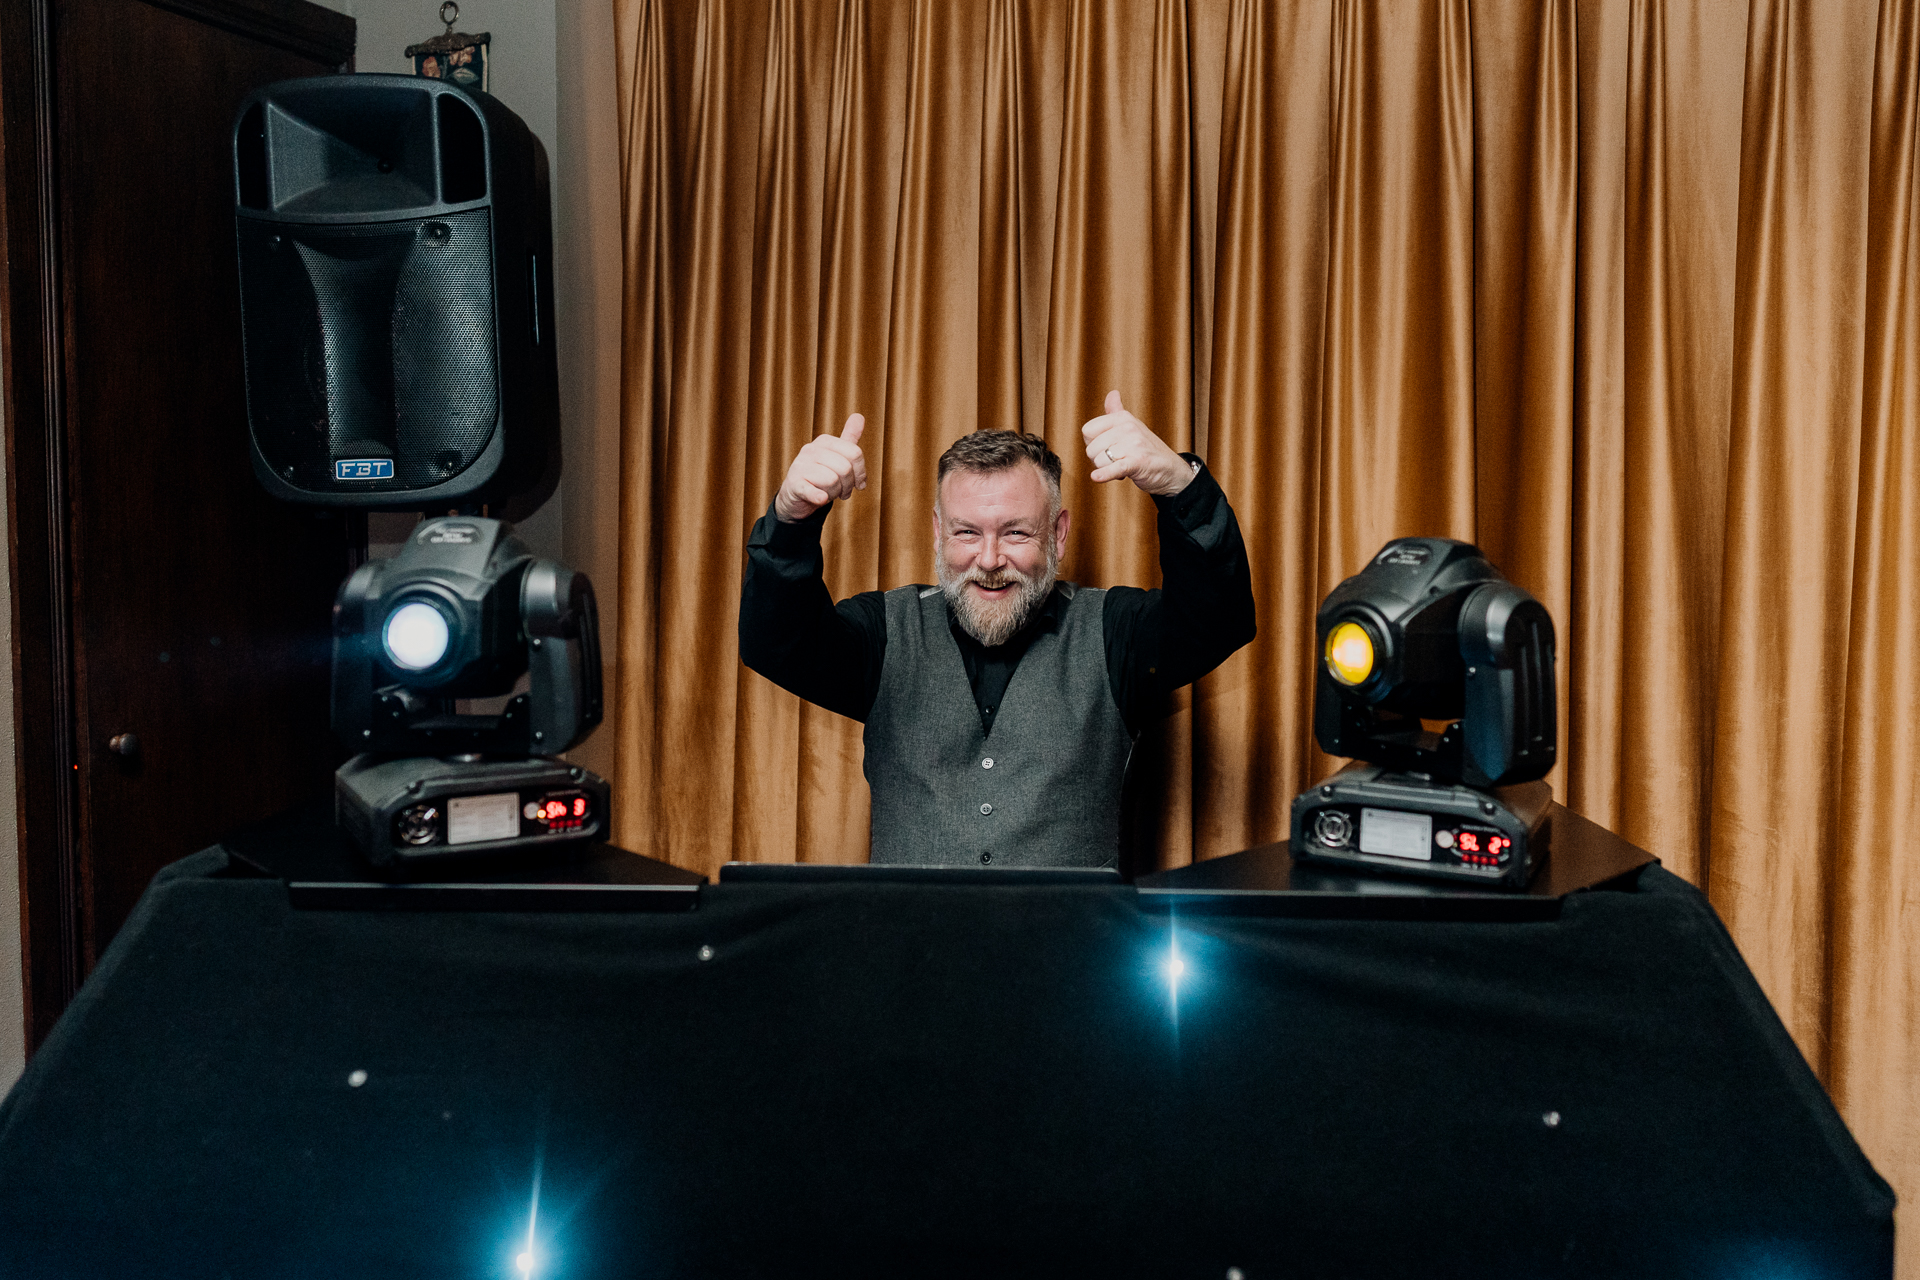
top-left (1, 0), bottom-right (357, 1049)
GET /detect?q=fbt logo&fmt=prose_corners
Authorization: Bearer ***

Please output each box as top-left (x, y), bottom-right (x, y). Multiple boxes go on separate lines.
top-left (335, 458), bottom-right (395, 481)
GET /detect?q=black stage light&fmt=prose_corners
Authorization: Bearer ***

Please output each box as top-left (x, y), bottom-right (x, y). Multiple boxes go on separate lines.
top-left (332, 516), bottom-right (608, 865)
top-left (1292, 538), bottom-right (1556, 889)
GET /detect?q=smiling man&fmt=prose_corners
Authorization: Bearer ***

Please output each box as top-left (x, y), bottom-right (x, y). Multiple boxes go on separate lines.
top-left (739, 391), bottom-right (1255, 868)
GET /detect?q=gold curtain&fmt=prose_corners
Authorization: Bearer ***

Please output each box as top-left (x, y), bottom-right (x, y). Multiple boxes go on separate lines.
top-left (613, 0), bottom-right (1920, 1261)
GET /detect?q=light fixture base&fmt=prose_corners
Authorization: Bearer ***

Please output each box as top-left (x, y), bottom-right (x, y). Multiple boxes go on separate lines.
top-left (336, 753), bottom-right (610, 867)
top-left (1290, 761), bottom-right (1550, 891)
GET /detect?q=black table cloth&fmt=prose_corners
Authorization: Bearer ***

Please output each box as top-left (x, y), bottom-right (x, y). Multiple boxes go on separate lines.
top-left (0, 837), bottom-right (1892, 1278)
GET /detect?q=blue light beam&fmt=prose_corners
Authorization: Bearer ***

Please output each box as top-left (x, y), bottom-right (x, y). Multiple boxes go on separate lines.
top-left (515, 1151), bottom-right (544, 1277)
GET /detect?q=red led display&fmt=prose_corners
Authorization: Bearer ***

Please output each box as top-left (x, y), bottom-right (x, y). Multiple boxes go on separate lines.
top-left (525, 791), bottom-right (593, 835)
top-left (1452, 830), bottom-right (1513, 868)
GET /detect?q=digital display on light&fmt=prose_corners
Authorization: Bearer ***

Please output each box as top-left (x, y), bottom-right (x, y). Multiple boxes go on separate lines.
top-left (1359, 807), bottom-right (1432, 860)
top-left (1453, 830), bottom-right (1512, 863)
top-left (521, 791), bottom-right (592, 833)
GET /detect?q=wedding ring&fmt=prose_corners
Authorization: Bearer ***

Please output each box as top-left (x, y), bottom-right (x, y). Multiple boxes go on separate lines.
top-left (1105, 447), bottom-right (1125, 464)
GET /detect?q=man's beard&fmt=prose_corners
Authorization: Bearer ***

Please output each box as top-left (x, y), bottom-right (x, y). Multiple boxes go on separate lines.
top-left (937, 538), bottom-right (1058, 648)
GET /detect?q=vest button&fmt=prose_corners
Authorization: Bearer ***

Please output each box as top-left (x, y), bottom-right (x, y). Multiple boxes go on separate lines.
top-left (982, 757), bottom-right (994, 769)
top-left (979, 803), bottom-right (993, 816)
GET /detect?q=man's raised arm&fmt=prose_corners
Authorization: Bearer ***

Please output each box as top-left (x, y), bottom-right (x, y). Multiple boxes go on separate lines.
top-left (1078, 390), bottom-right (1257, 733)
top-left (739, 414), bottom-right (887, 722)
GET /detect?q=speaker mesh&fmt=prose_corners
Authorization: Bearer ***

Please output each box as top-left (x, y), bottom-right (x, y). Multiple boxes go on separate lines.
top-left (238, 210), bottom-right (499, 491)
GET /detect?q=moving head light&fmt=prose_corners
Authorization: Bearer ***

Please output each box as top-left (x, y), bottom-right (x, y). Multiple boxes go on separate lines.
top-left (1313, 537), bottom-right (1554, 788)
top-left (1294, 538), bottom-right (1556, 889)
top-left (333, 516), bottom-right (600, 756)
top-left (332, 517), bottom-right (608, 867)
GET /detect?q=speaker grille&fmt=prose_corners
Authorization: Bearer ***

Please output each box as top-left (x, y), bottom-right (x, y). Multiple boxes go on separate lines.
top-left (238, 210), bottom-right (499, 491)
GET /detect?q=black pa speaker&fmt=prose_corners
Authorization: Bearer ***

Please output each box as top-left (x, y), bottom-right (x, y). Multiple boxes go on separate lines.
top-left (233, 74), bottom-right (557, 509)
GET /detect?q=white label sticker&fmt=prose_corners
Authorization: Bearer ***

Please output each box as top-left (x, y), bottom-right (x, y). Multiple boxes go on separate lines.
top-left (1360, 808), bottom-right (1433, 860)
top-left (423, 523), bottom-right (480, 545)
top-left (447, 792), bottom-right (521, 845)
top-left (1377, 543), bottom-right (1432, 567)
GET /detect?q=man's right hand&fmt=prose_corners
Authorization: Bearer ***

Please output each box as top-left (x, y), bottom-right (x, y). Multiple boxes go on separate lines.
top-left (774, 413), bottom-right (868, 522)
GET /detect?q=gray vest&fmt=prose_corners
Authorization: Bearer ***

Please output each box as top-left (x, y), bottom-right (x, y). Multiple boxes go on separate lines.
top-left (864, 583), bottom-right (1134, 868)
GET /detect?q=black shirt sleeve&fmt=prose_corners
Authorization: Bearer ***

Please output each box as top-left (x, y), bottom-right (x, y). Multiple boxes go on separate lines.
top-left (738, 500), bottom-right (887, 722)
top-left (1102, 458), bottom-right (1258, 735)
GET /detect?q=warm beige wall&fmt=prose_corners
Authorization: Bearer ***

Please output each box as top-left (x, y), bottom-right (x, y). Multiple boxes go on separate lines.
top-left (549, 0), bottom-right (624, 785)
top-left (1, 380), bottom-right (21, 1094)
top-left (325, 0), bottom-right (624, 779)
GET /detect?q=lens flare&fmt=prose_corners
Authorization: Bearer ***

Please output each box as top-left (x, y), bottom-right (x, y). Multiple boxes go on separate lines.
top-left (516, 1143), bottom-right (543, 1279)
top-left (383, 600), bottom-right (450, 671)
top-left (1325, 620), bottom-right (1375, 686)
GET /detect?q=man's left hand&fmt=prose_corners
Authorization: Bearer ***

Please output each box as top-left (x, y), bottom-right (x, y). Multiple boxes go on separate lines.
top-left (1081, 390), bottom-right (1195, 497)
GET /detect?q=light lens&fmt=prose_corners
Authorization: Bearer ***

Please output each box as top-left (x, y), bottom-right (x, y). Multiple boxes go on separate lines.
top-left (383, 600), bottom-right (451, 671)
top-left (1325, 620), bottom-right (1376, 686)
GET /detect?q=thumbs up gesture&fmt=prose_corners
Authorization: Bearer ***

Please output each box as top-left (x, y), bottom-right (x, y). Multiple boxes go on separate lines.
top-left (1080, 390), bottom-right (1194, 497)
top-left (775, 413), bottom-right (869, 522)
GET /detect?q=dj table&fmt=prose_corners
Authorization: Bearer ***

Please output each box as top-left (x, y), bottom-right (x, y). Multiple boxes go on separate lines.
top-left (0, 811), bottom-right (1892, 1278)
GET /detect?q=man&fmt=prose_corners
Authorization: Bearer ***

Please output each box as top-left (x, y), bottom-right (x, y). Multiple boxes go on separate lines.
top-left (739, 391), bottom-right (1255, 868)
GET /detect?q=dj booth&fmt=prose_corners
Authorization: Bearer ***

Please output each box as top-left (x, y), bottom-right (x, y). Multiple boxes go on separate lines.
top-left (0, 807), bottom-right (1893, 1278)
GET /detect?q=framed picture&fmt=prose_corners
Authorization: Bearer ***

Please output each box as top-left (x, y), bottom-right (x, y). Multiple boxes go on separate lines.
top-left (407, 2), bottom-right (490, 93)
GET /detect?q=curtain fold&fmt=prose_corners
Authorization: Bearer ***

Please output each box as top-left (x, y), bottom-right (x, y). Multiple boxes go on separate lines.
top-left (1711, 0), bottom-right (1880, 1065)
top-left (613, 2), bottom-right (1920, 1265)
top-left (1834, 0), bottom-right (1920, 1224)
top-left (801, 0), bottom-right (906, 864)
top-left (1470, 0), bottom-right (1578, 780)
top-left (1195, 0), bottom-right (1333, 855)
top-left (1603, 0), bottom-right (1748, 883)
top-left (1318, 0), bottom-right (1478, 596)
top-left (609, 0), bottom-right (673, 860)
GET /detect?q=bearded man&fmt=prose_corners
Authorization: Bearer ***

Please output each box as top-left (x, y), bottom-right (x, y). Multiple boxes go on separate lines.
top-left (738, 391), bottom-right (1256, 868)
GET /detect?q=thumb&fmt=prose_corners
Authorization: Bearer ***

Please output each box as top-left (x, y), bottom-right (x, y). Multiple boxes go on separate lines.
top-left (1104, 389), bottom-right (1124, 416)
top-left (841, 412), bottom-right (866, 447)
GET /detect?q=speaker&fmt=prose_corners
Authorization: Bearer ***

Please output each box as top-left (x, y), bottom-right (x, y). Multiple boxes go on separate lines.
top-left (233, 74), bottom-right (556, 509)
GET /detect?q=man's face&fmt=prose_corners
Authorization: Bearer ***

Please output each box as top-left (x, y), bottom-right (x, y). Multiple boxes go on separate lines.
top-left (933, 462), bottom-right (1071, 647)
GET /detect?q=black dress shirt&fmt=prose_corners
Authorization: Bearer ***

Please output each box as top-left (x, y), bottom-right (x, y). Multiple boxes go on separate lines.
top-left (738, 459), bottom-right (1256, 736)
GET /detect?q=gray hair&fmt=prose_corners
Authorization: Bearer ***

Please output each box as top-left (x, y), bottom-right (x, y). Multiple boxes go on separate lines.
top-left (934, 430), bottom-right (1062, 516)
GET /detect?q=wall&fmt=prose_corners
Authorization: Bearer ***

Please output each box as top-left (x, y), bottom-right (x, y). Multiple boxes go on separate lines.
top-left (1, 391), bottom-right (20, 1094)
top-left (321, 0), bottom-right (624, 781)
